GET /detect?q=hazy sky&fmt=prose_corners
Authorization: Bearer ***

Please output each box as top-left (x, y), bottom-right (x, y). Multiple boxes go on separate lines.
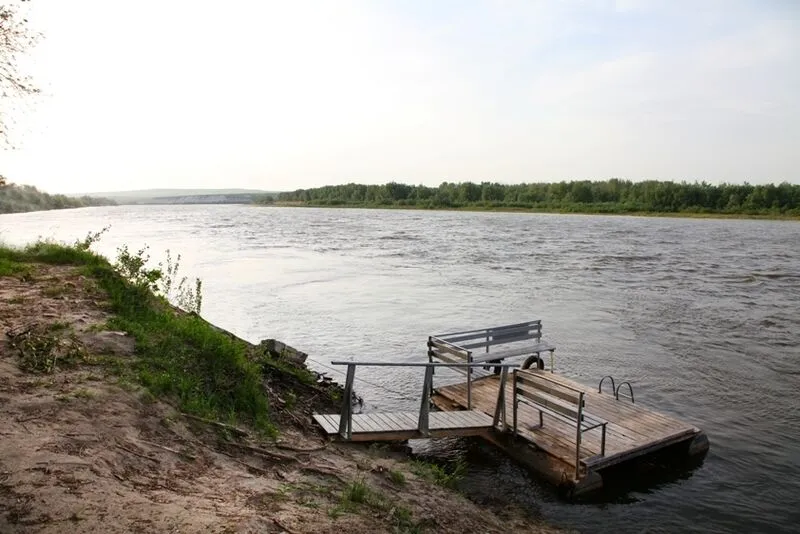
top-left (1, 0), bottom-right (798, 193)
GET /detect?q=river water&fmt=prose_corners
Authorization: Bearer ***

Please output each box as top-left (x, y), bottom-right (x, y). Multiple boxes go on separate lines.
top-left (2, 205), bottom-right (798, 533)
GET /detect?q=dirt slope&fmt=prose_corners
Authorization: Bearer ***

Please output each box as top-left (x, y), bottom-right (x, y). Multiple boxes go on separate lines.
top-left (0, 264), bottom-right (565, 533)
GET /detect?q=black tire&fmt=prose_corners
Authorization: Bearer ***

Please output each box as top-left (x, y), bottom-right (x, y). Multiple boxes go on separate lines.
top-left (521, 355), bottom-right (544, 370)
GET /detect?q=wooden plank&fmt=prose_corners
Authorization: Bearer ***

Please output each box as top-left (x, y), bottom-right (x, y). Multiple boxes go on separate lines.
top-left (515, 379), bottom-right (583, 406)
top-left (428, 339), bottom-right (469, 359)
top-left (430, 411), bottom-right (492, 429)
top-left (440, 410), bottom-right (475, 427)
top-left (434, 373), bottom-right (700, 472)
top-left (357, 414), bottom-right (384, 433)
top-left (461, 333), bottom-right (536, 350)
top-left (517, 390), bottom-right (581, 421)
top-left (370, 412), bottom-right (403, 432)
top-left (322, 414), bottom-right (341, 433)
top-left (313, 414), bottom-right (336, 434)
top-left (390, 412), bottom-right (419, 431)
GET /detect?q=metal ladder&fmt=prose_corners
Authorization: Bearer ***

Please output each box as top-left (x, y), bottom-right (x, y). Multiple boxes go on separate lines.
top-left (598, 375), bottom-right (635, 403)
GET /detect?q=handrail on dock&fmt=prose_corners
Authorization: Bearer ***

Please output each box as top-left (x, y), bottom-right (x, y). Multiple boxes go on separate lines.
top-left (328, 361), bottom-right (516, 439)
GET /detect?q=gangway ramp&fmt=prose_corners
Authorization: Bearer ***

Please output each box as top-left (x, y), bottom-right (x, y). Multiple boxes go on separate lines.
top-left (313, 410), bottom-right (493, 441)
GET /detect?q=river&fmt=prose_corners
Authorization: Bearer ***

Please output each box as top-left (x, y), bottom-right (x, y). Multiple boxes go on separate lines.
top-left (2, 205), bottom-right (798, 533)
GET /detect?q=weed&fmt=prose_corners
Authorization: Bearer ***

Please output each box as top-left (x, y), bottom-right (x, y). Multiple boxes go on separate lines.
top-left (72, 388), bottom-right (95, 400)
top-left (74, 226), bottom-right (109, 252)
top-left (343, 478), bottom-right (368, 504)
top-left (411, 459), bottom-right (466, 489)
top-left (391, 506), bottom-right (423, 533)
top-left (285, 390), bottom-right (297, 410)
top-left (388, 470), bottom-right (406, 486)
top-left (0, 257), bottom-right (32, 278)
top-left (11, 327), bottom-right (86, 374)
top-left (8, 295), bottom-right (25, 304)
top-left (158, 250), bottom-right (202, 314)
top-left (42, 285), bottom-right (68, 298)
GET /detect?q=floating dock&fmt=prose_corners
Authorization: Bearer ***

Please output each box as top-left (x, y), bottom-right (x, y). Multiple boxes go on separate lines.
top-left (312, 321), bottom-right (709, 496)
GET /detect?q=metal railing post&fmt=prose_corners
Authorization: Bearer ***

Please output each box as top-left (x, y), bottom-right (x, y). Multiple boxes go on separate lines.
top-left (466, 350), bottom-right (473, 410)
top-left (492, 366), bottom-right (508, 430)
top-left (418, 366), bottom-right (434, 437)
top-left (338, 364), bottom-right (356, 439)
top-left (512, 370), bottom-right (518, 437)
top-left (575, 391), bottom-right (584, 479)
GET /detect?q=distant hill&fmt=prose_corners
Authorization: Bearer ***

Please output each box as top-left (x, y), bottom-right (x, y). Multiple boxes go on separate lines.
top-left (80, 188), bottom-right (280, 205)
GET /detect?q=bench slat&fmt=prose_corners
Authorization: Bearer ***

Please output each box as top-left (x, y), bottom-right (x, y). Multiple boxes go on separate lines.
top-left (436, 320), bottom-right (541, 340)
top-left (516, 377), bottom-right (583, 406)
top-left (460, 333), bottom-right (539, 350)
top-left (428, 339), bottom-right (469, 359)
top-left (516, 389), bottom-right (581, 421)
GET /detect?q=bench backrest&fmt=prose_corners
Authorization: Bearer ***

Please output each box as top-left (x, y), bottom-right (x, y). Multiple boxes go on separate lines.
top-left (432, 320), bottom-right (543, 354)
top-left (514, 369), bottom-right (585, 421)
top-left (427, 336), bottom-right (471, 363)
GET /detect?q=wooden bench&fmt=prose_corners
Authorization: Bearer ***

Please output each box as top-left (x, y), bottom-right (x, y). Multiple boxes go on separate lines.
top-left (427, 320), bottom-right (556, 371)
top-left (513, 369), bottom-right (607, 478)
top-left (427, 320), bottom-right (556, 409)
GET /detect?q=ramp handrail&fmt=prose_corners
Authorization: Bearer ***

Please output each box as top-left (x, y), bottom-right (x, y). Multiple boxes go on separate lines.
top-left (328, 361), bottom-right (518, 440)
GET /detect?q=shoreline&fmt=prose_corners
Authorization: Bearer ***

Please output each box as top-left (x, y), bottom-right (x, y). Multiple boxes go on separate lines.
top-left (263, 202), bottom-right (800, 221)
top-left (0, 241), bottom-right (563, 533)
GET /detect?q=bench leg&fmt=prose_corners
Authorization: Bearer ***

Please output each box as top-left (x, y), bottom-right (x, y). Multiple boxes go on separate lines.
top-left (513, 399), bottom-right (518, 438)
top-left (539, 409), bottom-right (543, 428)
top-left (601, 423), bottom-right (607, 456)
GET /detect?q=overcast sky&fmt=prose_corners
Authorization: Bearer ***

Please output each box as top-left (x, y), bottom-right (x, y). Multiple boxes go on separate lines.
top-left (1, 0), bottom-right (798, 193)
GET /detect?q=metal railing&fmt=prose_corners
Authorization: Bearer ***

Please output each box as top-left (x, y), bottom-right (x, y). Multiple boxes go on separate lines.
top-left (329, 360), bottom-right (517, 440)
top-left (598, 375), bottom-right (635, 403)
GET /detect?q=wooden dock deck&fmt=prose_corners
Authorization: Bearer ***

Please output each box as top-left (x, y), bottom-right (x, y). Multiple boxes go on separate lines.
top-left (433, 372), bottom-right (703, 475)
top-left (311, 358), bottom-right (708, 496)
top-left (313, 410), bottom-right (493, 442)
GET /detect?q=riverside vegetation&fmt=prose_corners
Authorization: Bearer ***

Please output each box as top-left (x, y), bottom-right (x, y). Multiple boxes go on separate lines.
top-left (0, 182), bottom-right (115, 214)
top-left (0, 233), bottom-right (558, 533)
top-left (269, 179), bottom-right (800, 218)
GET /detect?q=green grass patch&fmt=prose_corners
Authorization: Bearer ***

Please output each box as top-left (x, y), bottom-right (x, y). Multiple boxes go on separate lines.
top-left (331, 478), bottom-right (423, 532)
top-left (0, 258), bottom-right (31, 277)
top-left (1, 240), bottom-right (278, 436)
top-left (388, 469), bottom-right (406, 486)
top-left (410, 459), bottom-right (466, 489)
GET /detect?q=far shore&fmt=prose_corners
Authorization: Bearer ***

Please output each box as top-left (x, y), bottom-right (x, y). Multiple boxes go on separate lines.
top-left (264, 201), bottom-right (800, 222)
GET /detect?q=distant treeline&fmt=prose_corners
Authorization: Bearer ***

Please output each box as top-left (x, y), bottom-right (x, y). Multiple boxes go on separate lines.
top-left (0, 183), bottom-right (116, 214)
top-left (270, 180), bottom-right (800, 216)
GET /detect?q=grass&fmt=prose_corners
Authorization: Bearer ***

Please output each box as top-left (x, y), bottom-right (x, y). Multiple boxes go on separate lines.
top-left (11, 327), bottom-right (87, 374)
top-left (410, 459), bottom-right (467, 490)
top-left (0, 258), bottom-right (32, 277)
top-left (388, 469), bottom-right (406, 486)
top-left (0, 240), bottom-right (292, 437)
top-left (330, 478), bottom-right (423, 532)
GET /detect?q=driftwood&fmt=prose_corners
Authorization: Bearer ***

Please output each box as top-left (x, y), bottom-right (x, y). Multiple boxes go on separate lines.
top-left (180, 413), bottom-right (250, 437)
top-left (275, 442), bottom-right (327, 453)
top-left (221, 441), bottom-right (300, 463)
top-left (138, 439), bottom-right (198, 460)
top-left (273, 517), bottom-right (299, 534)
top-left (117, 443), bottom-right (159, 463)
